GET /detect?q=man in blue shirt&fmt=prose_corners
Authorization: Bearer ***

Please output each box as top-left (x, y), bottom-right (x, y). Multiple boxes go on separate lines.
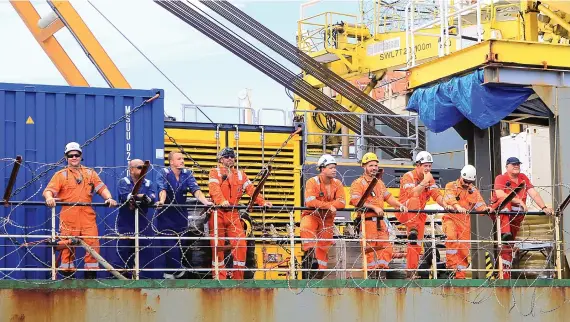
top-left (115, 159), bottom-right (156, 279)
top-left (156, 151), bottom-right (213, 279)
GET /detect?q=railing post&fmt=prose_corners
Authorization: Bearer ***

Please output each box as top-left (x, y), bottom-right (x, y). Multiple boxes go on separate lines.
top-left (555, 214), bottom-right (562, 279)
top-left (214, 209), bottom-right (220, 280)
top-left (496, 215), bottom-right (504, 279)
top-left (476, 0), bottom-right (482, 42)
top-left (289, 211), bottom-right (296, 279)
top-left (431, 214), bottom-right (438, 279)
top-left (134, 208), bottom-right (140, 280)
top-left (361, 212), bottom-right (368, 279)
top-left (51, 207), bottom-right (56, 281)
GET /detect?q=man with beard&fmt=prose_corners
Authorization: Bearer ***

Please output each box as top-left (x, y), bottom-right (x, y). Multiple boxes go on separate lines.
top-left (349, 152), bottom-right (407, 279)
top-left (208, 147), bottom-right (272, 280)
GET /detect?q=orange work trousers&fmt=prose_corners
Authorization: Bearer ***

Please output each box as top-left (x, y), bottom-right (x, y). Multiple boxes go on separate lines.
top-left (300, 214), bottom-right (335, 269)
top-left (394, 197), bottom-right (425, 269)
top-left (59, 207), bottom-right (100, 271)
top-left (209, 210), bottom-right (247, 280)
top-left (361, 217), bottom-right (393, 270)
top-left (442, 219), bottom-right (470, 279)
top-left (489, 213), bottom-right (525, 279)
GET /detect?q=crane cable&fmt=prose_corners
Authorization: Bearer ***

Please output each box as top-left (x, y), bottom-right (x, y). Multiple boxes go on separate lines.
top-left (86, 0), bottom-right (214, 124)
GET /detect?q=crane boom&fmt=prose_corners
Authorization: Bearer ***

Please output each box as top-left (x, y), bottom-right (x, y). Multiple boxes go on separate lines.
top-left (12, 0), bottom-right (130, 89)
top-left (10, 0), bottom-right (88, 86)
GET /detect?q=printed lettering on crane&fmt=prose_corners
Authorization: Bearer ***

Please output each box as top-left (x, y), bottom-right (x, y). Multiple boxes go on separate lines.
top-left (366, 37), bottom-right (401, 56)
top-left (125, 105), bottom-right (131, 163)
top-left (378, 42), bottom-right (432, 61)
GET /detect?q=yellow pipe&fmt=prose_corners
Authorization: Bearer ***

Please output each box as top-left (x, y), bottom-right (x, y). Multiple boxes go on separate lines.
top-left (538, 3), bottom-right (570, 37)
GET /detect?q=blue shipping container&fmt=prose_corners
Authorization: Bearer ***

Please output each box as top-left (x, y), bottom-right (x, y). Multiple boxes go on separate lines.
top-left (0, 82), bottom-right (165, 279)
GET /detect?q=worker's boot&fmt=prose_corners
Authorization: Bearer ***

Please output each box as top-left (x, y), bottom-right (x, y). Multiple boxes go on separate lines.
top-left (59, 270), bottom-right (75, 280)
top-left (367, 270), bottom-right (378, 279)
top-left (304, 250), bottom-right (322, 279)
top-left (501, 232), bottom-right (513, 243)
top-left (84, 271), bottom-right (97, 279)
top-left (408, 228), bottom-right (419, 246)
top-left (406, 270), bottom-right (419, 280)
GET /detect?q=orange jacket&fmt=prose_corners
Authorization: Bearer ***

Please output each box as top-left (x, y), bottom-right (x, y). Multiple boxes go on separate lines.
top-left (443, 179), bottom-right (487, 224)
top-left (349, 175), bottom-right (391, 218)
top-left (44, 167), bottom-right (107, 219)
top-left (399, 170), bottom-right (441, 208)
top-left (303, 174), bottom-right (346, 217)
top-left (208, 166), bottom-right (265, 206)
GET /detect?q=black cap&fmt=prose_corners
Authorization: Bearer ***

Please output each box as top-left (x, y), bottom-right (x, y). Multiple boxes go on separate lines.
top-left (506, 157), bottom-right (522, 165)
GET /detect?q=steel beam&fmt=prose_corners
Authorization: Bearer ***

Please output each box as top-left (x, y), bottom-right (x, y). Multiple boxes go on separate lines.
top-left (483, 66), bottom-right (570, 87)
top-left (408, 40), bottom-right (570, 89)
top-left (551, 87), bottom-right (570, 277)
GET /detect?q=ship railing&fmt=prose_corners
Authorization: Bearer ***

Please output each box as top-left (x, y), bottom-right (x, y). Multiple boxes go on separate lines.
top-left (0, 201), bottom-right (562, 281)
top-left (179, 103), bottom-right (420, 162)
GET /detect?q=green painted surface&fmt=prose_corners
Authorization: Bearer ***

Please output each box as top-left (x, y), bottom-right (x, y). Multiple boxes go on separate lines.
top-left (1, 279), bottom-right (570, 289)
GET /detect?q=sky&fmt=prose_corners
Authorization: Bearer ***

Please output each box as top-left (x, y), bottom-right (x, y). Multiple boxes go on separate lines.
top-left (0, 0), bottom-right (360, 124)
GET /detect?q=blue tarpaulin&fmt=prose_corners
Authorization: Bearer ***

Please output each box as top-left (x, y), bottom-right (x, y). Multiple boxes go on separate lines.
top-left (406, 69), bottom-right (534, 133)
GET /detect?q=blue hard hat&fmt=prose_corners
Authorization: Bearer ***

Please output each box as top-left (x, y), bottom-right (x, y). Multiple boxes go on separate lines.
top-left (506, 157), bottom-right (522, 165)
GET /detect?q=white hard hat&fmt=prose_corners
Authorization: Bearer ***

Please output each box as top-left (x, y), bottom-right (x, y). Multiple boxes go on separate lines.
top-left (317, 154), bottom-right (337, 168)
top-left (415, 151), bottom-right (433, 164)
top-left (64, 142), bottom-right (82, 154)
top-left (461, 164), bottom-right (476, 181)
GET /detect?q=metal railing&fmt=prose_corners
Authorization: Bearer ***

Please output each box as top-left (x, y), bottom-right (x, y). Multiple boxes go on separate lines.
top-left (405, 0), bottom-right (485, 67)
top-left (0, 201), bottom-right (562, 281)
top-left (297, 11), bottom-right (361, 54)
top-left (294, 109), bottom-right (419, 160)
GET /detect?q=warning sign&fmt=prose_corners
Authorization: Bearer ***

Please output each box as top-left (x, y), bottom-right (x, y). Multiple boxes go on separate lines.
top-left (26, 116), bottom-right (34, 124)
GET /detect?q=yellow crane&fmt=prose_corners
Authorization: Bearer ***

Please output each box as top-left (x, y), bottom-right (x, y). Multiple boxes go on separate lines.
top-left (296, 0), bottom-right (570, 140)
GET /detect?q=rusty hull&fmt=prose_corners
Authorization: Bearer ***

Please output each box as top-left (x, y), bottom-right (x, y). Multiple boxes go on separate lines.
top-left (1, 280), bottom-right (570, 321)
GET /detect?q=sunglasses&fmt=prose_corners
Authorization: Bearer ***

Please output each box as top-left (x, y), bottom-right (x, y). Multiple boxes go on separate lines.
top-left (131, 165), bottom-right (144, 170)
top-left (223, 155), bottom-right (235, 159)
top-left (463, 180), bottom-right (475, 185)
top-left (67, 154), bottom-right (81, 159)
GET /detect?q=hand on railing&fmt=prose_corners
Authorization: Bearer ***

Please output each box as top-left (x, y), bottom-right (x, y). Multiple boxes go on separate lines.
top-left (45, 197), bottom-right (58, 208)
top-left (104, 198), bottom-right (117, 207)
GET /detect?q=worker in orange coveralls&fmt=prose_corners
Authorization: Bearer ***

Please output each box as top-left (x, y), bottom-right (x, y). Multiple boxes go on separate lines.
top-left (396, 151), bottom-right (453, 279)
top-left (442, 165), bottom-right (491, 279)
top-left (349, 152), bottom-right (407, 279)
top-left (490, 156), bottom-right (554, 279)
top-left (208, 147), bottom-right (272, 280)
top-left (301, 154), bottom-right (346, 279)
top-left (43, 142), bottom-right (117, 279)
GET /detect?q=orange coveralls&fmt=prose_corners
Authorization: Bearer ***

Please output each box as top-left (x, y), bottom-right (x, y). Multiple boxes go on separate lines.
top-left (208, 166), bottom-right (265, 280)
top-left (395, 170), bottom-right (442, 269)
top-left (300, 175), bottom-right (346, 270)
top-left (442, 180), bottom-right (487, 279)
top-left (44, 167), bottom-right (107, 271)
top-left (349, 175), bottom-right (393, 270)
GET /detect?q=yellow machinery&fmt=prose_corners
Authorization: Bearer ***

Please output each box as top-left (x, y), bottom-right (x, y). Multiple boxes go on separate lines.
top-left (296, 0), bottom-right (570, 146)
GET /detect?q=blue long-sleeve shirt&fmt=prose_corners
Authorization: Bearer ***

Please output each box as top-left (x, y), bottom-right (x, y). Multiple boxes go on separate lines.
top-left (156, 168), bottom-right (201, 231)
top-left (116, 176), bottom-right (156, 234)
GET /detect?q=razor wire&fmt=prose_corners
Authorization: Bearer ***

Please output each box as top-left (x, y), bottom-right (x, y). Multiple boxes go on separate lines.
top-left (1, 157), bottom-right (569, 317)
